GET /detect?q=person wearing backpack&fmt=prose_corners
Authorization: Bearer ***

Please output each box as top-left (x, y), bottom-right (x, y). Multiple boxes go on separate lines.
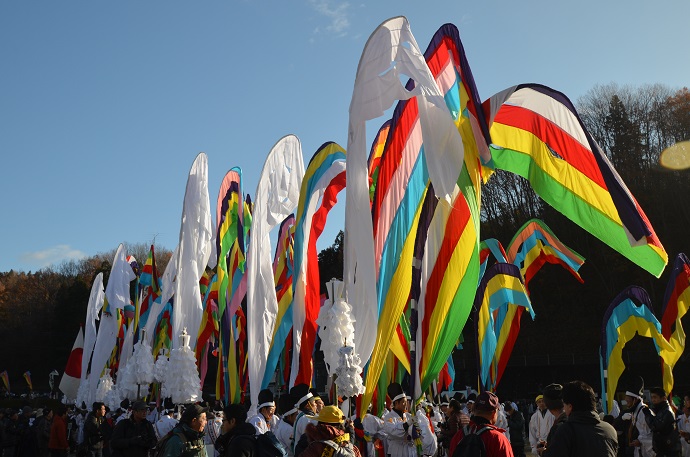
top-left (540, 380), bottom-right (617, 457)
top-left (214, 404), bottom-right (257, 457)
top-left (298, 405), bottom-right (361, 457)
top-left (109, 400), bottom-right (157, 457)
top-left (448, 391), bottom-right (514, 457)
top-left (159, 404), bottom-right (208, 457)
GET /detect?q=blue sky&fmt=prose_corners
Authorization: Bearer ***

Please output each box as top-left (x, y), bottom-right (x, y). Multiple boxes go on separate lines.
top-left (1, 0), bottom-right (688, 273)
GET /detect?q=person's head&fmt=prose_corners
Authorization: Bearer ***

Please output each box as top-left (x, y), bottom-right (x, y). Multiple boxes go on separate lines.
top-left (130, 401), bottom-right (148, 423)
top-left (448, 399), bottom-right (461, 414)
top-left (649, 387), bottom-right (667, 406)
top-left (306, 405), bottom-right (346, 429)
top-left (55, 405), bottom-right (68, 418)
top-left (561, 381), bottom-right (597, 415)
top-left (625, 376), bottom-right (645, 407)
top-left (43, 407), bottom-right (53, 420)
top-left (222, 404), bottom-right (247, 434)
top-left (504, 401), bottom-right (514, 415)
top-left (535, 395), bottom-right (546, 411)
top-left (92, 402), bottom-right (106, 417)
top-left (257, 389), bottom-right (276, 421)
top-left (543, 384), bottom-right (564, 412)
top-left (278, 395), bottom-right (299, 426)
top-left (684, 394), bottom-right (690, 409)
top-left (472, 391), bottom-right (500, 424)
top-left (387, 383), bottom-right (407, 414)
top-left (21, 406), bottom-right (32, 417)
top-left (181, 404), bottom-right (208, 432)
top-left (290, 384), bottom-right (317, 414)
top-left (467, 392), bottom-right (477, 413)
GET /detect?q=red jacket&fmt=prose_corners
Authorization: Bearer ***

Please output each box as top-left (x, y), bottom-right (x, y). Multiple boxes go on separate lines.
top-left (48, 415), bottom-right (69, 450)
top-left (448, 417), bottom-right (514, 457)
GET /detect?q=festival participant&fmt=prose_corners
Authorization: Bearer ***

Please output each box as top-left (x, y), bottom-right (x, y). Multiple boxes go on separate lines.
top-left (214, 404), bottom-right (256, 457)
top-left (299, 405), bottom-right (361, 457)
top-left (84, 402), bottom-right (107, 457)
top-left (15, 406), bottom-right (34, 457)
top-left (33, 407), bottom-right (53, 457)
top-left (291, 383), bottom-right (318, 454)
top-left (109, 400), bottom-right (157, 457)
top-left (382, 383), bottom-right (417, 457)
top-left (361, 404), bottom-right (386, 457)
top-left (414, 403), bottom-right (437, 457)
top-left (204, 408), bottom-right (224, 455)
top-left (621, 376), bottom-right (654, 457)
top-left (159, 404), bottom-right (208, 457)
top-left (155, 407), bottom-right (179, 440)
top-left (642, 387), bottom-right (682, 457)
top-left (248, 389), bottom-right (276, 434)
top-left (541, 380), bottom-right (617, 456)
top-left (677, 395), bottom-right (690, 457)
top-left (310, 390), bottom-right (325, 414)
top-left (448, 391), bottom-right (514, 457)
top-left (439, 399), bottom-right (461, 450)
top-left (504, 401), bottom-right (526, 457)
top-left (275, 395), bottom-right (299, 457)
top-left (538, 384), bottom-right (566, 454)
top-left (529, 395), bottom-right (554, 456)
top-left (47, 405), bottom-right (69, 457)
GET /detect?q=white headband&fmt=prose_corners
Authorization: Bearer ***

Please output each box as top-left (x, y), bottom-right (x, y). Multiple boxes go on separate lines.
top-left (284, 407), bottom-right (298, 416)
top-left (258, 401), bottom-right (275, 410)
top-left (625, 391), bottom-right (642, 400)
top-left (392, 393), bottom-right (406, 402)
top-left (295, 392), bottom-right (314, 408)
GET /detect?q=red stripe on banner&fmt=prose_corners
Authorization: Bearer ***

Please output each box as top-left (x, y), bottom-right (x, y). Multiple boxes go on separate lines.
top-left (372, 98), bottom-right (419, 239)
top-left (421, 195), bottom-right (471, 360)
top-left (662, 269), bottom-right (690, 338)
top-left (494, 104), bottom-right (608, 190)
top-left (295, 171), bottom-right (347, 385)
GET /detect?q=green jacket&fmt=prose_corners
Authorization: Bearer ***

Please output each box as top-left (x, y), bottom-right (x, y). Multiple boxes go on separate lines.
top-left (161, 423), bottom-right (207, 457)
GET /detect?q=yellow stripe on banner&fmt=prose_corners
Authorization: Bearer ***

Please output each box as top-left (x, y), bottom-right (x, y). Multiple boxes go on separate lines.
top-left (607, 316), bottom-right (676, 412)
top-left (494, 304), bottom-right (519, 365)
top-left (420, 207), bottom-right (478, 384)
top-left (361, 187), bottom-right (428, 417)
top-left (389, 329), bottom-right (411, 374)
top-left (490, 123), bottom-right (624, 227)
top-left (295, 143), bottom-right (345, 223)
top-left (662, 286), bottom-right (690, 394)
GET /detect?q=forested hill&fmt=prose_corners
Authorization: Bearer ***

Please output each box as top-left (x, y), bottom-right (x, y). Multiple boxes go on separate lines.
top-left (0, 84), bottom-right (688, 395)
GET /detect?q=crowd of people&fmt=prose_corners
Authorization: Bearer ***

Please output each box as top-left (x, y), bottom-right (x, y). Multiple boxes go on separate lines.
top-left (0, 377), bottom-right (688, 457)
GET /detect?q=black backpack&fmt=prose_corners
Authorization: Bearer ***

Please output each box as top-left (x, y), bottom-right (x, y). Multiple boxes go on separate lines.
top-left (452, 425), bottom-right (491, 457)
top-left (235, 431), bottom-right (288, 457)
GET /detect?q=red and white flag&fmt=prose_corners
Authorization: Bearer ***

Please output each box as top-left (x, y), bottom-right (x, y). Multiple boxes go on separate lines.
top-left (59, 327), bottom-right (83, 401)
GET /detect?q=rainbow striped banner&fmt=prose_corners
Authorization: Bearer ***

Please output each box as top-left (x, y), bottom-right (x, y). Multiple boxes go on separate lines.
top-left (660, 253), bottom-right (690, 395)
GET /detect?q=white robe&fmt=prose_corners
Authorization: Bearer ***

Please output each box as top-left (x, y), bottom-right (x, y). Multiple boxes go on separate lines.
top-left (275, 419), bottom-right (294, 457)
top-left (363, 413), bottom-right (386, 457)
top-left (529, 409), bottom-right (555, 454)
top-left (678, 412), bottom-right (690, 457)
top-left (382, 410), bottom-right (416, 457)
top-left (632, 402), bottom-right (654, 457)
top-left (293, 412), bottom-right (317, 453)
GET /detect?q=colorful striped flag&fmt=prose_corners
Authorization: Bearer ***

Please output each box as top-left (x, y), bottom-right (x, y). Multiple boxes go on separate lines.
top-left (600, 286), bottom-right (675, 412)
top-left (0, 371), bottom-right (9, 393)
top-left (660, 253), bottom-right (690, 395)
top-left (291, 142), bottom-right (347, 387)
top-left (484, 84), bottom-right (667, 277)
top-left (23, 371), bottom-right (32, 391)
top-left (474, 263), bottom-right (532, 391)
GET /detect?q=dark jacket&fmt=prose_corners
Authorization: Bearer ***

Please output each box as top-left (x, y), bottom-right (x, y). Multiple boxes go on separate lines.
top-left (299, 423), bottom-right (361, 457)
top-left (110, 417), bottom-right (158, 457)
top-left (542, 411), bottom-right (617, 457)
top-left (643, 400), bottom-right (681, 456)
top-left (506, 410), bottom-right (525, 446)
top-left (215, 421), bottom-right (257, 457)
top-left (545, 411), bottom-right (567, 446)
top-left (84, 412), bottom-right (106, 449)
top-left (161, 422), bottom-right (207, 457)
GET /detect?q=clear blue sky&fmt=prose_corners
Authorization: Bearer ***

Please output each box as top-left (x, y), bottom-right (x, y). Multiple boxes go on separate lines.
top-left (1, 0), bottom-right (688, 273)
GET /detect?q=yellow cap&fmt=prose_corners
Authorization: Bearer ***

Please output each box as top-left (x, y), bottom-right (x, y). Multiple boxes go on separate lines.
top-left (305, 405), bottom-right (345, 424)
top-left (535, 395), bottom-right (544, 402)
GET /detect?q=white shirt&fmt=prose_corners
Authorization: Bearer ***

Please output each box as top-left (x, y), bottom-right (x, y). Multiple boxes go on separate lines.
top-left (382, 409), bottom-right (416, 457)
top-left (248, 413), bottom-right (271, 435)
top-left (632, 402), bottom-right (654, 457)
top-left (529, 409), bottom-right (555, 454)
top-left (155, 415), bottom-right (178, 440)
top-left (292, 412), bottom-right (316, 453)
top-left (678, 412), bottom-right (690, 457)
top-left (415, 410), bottom-right (437, 457)
top-left (274, 419), bottom-right (294, 457)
